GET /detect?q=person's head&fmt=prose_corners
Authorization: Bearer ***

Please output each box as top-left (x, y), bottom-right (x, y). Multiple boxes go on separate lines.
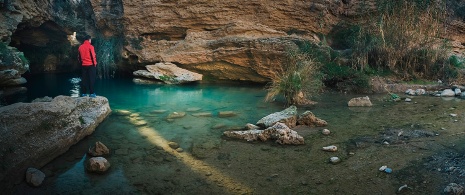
top-left (84, 35), bottom-right (91, 43)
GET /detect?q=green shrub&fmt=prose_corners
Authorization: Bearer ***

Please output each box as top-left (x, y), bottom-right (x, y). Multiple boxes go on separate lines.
top-left (265, 48), bottom-right (323, 105)
top-left (449, 55), bottom-right (464, 68)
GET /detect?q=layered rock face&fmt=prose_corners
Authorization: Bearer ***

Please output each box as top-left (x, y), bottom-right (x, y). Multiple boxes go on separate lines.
top-left (0, 96), bottom-right (111, 189)
top-left (121, 0), bottom-right (344, 82)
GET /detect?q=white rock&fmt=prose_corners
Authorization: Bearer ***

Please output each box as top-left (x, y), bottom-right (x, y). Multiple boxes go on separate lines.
top-left (415, 89), bottom-right (426, 95)
top-left (330, 157), bottom-right (341, 164)
top-left (405, 98), bottom-right (412, 102)
top-left (322, 129), bottom-right (330, 135)
top-left (405, 89), bottom-right (415, 96)
top-left (441, 89), bottom-right (456, 97)
top-left (454, 88), bottom-right (461, 96)
top-left (450, 114), bottom-right (458, 117)
top-left (379, 165), bottom-right (387, 171)
top-left (322, 145), bottom-right (337, 152)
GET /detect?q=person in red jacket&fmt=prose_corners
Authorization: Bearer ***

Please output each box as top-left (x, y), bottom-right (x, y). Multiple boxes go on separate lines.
top-left (78, 35), bottom-right (98, 97)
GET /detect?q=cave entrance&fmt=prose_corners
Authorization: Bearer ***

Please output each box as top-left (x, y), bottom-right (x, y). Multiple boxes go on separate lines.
top-left (9, 21), bottom-right (80, 74)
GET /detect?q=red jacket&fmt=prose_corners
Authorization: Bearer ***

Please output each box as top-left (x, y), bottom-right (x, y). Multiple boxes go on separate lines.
top-left (78, 40), bottom-right (97, 66)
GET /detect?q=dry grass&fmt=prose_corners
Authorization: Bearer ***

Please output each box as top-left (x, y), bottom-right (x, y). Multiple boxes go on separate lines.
top-left (352, 1), bottom-right (450, 81)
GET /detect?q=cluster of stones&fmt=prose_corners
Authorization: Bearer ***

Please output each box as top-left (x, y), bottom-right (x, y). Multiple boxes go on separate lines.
top-left (86, 141), bottom-right (111, 173)
top-left (405, 87), bottom-right (465, 99)
top-left (223, 105), bottom-right (327, 145)
top-left (25, 141), bottom-right (111, 187)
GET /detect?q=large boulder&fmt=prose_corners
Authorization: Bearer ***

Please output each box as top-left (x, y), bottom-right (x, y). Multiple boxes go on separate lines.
top-left (0, 95), bottom-right (111, 188)
top-left (133, 62), bottom-right (202, 84)
top-left (256, 105), bottom-right (297, 128)
top-left (224, 122), bottom-right (304, 145)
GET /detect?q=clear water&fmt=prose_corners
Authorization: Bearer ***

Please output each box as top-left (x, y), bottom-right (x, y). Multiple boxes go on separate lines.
top-left (12, 73), bottom-right (465, 194)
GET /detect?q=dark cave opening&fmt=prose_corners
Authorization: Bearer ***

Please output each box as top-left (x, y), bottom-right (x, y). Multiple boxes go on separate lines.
top-left (9, 21), bottom-right (80, 75)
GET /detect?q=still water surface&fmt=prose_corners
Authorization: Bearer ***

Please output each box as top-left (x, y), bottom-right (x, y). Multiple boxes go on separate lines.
top-left (14, 73), bottom-right (465, 194)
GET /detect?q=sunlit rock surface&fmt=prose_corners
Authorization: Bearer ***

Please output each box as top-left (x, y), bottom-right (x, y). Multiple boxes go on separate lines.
top-left (256, 105), bottom-right (297, 128)
top-left (0, 96), bottom-right (111, 188)
top-left (223, 122), bottom-right (304, 145)
top-left (133, 62), bottom-right (203, 84)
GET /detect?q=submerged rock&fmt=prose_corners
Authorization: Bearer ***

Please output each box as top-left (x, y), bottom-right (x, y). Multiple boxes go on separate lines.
top-left (297, 111), bottom-right (327, 127)
top-left (348, 96), bottom-right (373, 107)
top-left (444, 183), bottom-right (464, 195)
top-left (88, 141), bottom-right (110, 157)
top-left (25, 168), bottom-right (45, 187)
top-left (167, 112), bottom-right (186, 119)
top-left (85, 157), bottom-right (111, 173)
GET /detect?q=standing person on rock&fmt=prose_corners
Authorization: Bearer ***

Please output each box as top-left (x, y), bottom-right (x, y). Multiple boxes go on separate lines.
top-left (78, 35), bottom-right (98, 98)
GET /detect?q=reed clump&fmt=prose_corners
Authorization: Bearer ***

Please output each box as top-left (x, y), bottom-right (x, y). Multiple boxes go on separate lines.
top-left (265, 47), bottom-right (323, 106)
top-left (351, 0), bottom-right (453, 81)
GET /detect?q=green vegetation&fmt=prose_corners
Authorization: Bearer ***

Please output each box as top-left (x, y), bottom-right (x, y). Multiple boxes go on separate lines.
top-left (79, 116), bottom-right (85, 125)
top-left (158, 75), bottom-right (175, 82)
top-left (268, 0), bottom-right (464, 103)
top-left (265, 47), bottom-right (323, 106)
top-left (351, 0), bottom-right (451, 81)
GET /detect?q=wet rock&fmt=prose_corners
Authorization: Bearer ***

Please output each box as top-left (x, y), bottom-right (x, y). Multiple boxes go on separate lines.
top-left (218, 111), bottom-right (237, 117)
top-left (150, 109), bottom-right (167, 114)
top-left (211, 124), bottom-right (226, 129)
top-left (245, 123), bottom-right (260, 130)
top-left (168, 141), bottom-right (180, 149)
top-left (297, 111), bottom-right (327, 127)
top-left (88, 141), bottom-right (110, 157)
top-left (25, 168), bottom-right (45, 187)
top-left (444, 183), bottom-right (464, 195)
top-left (224, 122), bottom-right (304, 145)
top-left (454, 88), bottom-right (461, 96)
top-left (85, 157), bottom-right (111, 173)
top-left (322, 145), bottom-right (337, 152)
top-left (322, 129), bottom-right (331, 135)
top-left (329, 157), bottom-right (341, 164)
top-left (167, 112), bottom-right (186, 119)
top-left (192, 112), bottom-right (212, 117)
top-left (186, 107), bottom-right (202, 112)
top-left (441, 89), bottom-right (455, 97)
top-left (348, 96), bottom-right (372, 107)
top-left (114, 109), bottom-right (132, 116)
top-left (256, 105), bottom-right (297, 128)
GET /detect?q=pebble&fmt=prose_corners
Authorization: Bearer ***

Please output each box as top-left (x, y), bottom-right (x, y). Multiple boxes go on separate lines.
top-left (322, 129), bottom-right (331, 135)
top-left (450, 113), bottom-right (458, 117)
top-left (379, 165), bottom-right (387, 171)
top-left (322, 145), bottom-right (337, 152)
top-left (330, 157), bottom-right (341, 164)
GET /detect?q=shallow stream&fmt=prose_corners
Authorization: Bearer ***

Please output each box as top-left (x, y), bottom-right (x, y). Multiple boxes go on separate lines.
top-left (12, 73), bottom-right (465, 194)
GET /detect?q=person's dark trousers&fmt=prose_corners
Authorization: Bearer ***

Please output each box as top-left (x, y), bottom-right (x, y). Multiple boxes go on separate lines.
top-left (81, 65), bottom-right (97, 94)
